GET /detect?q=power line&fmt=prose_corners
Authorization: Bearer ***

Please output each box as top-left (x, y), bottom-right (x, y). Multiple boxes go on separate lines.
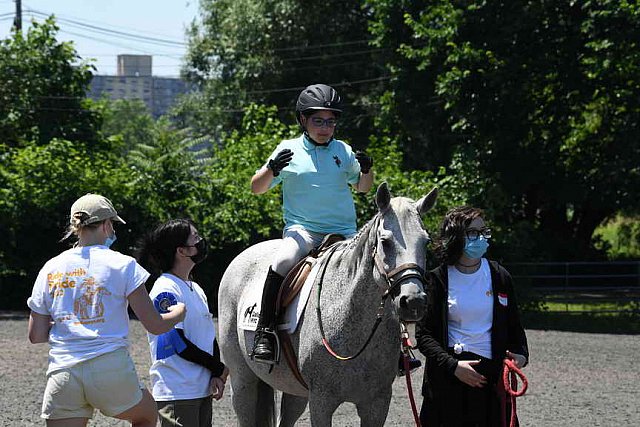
top-left (23, 4), bottom-right (188, 42)
top-left (25, 10), bottom-right (186, 48)
top-left (18, 75), bottom-right (390, 103)
top-left (18, 7), bottom-right (386, 57)
top-left (280, 47), bottom-right (388, 63)
top-left (272, 39), bottom-right (373, 52)
top-left (56, 28), bottom-right (184, 59)
top-left (245, 76), bottom-right (391, 95)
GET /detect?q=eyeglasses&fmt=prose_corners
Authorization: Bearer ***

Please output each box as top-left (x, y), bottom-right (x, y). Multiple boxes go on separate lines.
top-left (309, 117), bottom-right (338, 128)
top-left (465, 227), bottom-right (492, 241)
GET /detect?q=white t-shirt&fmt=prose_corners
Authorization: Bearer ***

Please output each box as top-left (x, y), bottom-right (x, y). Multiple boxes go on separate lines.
top-left (148, 274), bottom-right (216, 401)
top-left (447, 258), bottom-right (494, 359)
top-left (27, 245), bottom-right (149, 374)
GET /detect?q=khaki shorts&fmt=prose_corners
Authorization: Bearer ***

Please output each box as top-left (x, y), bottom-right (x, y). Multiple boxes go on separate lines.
top-left (42, 348), bottom-right (143, 420)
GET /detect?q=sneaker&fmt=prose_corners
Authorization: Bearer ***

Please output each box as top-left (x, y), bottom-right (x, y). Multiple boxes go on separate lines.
top-left (398, 356), bottom-right (422, 377)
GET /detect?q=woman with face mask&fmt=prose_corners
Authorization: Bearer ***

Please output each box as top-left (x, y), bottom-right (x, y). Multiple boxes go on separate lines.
top-left (415, 206), bottom-right (529, 427)
top-left (27, 194), bottom-right (186, 427)
top-left (136, 219), bottom-right (227, 427)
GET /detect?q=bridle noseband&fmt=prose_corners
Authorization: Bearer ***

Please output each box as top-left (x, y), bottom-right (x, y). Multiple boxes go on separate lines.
top-left (373, 247), bottom-right (426, 301)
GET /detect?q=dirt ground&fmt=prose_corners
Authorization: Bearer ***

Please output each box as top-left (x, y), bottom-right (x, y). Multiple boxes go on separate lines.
top-left (1, 318), bottom-right (637, 426)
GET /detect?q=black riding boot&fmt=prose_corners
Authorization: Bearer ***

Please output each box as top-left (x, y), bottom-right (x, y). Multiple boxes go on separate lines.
top-left (252, 267), bottom-right (284, 362)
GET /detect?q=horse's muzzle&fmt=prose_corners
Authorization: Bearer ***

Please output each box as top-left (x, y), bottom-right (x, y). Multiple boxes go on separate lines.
top-left (396, 284), bottom-right (427, 322)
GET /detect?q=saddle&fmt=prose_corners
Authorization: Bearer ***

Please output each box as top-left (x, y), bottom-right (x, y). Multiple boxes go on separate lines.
top-left (272, 233), bottom-right (345, 389)
top-left (276, 233), bottom-right (345, 312)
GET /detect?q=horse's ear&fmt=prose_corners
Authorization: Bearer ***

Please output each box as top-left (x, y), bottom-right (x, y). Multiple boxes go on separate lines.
top-left (416, 187), bottom-right (438, 216)
top-left (376, 182), bottom-right (391, 212)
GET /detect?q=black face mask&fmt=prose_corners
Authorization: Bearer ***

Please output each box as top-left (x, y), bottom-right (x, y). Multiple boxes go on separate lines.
top-left (190, 238), bottom-right (208, 264)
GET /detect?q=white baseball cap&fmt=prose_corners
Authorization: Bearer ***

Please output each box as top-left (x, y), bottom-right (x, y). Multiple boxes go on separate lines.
top-left (70, 194), bottom-right (126, 226)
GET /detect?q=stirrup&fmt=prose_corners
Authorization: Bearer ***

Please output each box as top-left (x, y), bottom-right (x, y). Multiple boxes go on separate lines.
top-left (249, 328), bottom-right (281, 366)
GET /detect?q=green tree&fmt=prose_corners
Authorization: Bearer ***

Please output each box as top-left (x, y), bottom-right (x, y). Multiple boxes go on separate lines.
top-left (0, 139), bottom-right (128, 309)
top-left (199, 104), bottom-right (456, 282)
top-left (101, 99), bottom-right (156, 151)
top-left (0, 18), bottom-right (101, 147)
top-left (367, 0), bottom-right (640, 259)
top-left (180, 0), bottom-right (385, 145)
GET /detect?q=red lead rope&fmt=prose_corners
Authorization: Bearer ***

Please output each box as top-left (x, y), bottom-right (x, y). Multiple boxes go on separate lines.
top-left (401, 331), bottom-right (422, 427)
top-left (403, 353), bottom-right (421, 427)
top-left (502, 358), bottom-right (528, 427)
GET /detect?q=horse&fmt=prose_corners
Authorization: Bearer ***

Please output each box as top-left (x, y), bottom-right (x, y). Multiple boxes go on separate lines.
top-left (218, 183), bottom-right (437, 426)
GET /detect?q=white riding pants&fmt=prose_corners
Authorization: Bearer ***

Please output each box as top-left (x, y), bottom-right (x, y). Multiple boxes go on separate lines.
top-left (271, 227), bottom-right (354, 277)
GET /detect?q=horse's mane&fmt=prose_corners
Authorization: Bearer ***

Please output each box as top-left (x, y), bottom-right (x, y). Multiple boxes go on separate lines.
top-left (341, 211), bottom-right (380, 277)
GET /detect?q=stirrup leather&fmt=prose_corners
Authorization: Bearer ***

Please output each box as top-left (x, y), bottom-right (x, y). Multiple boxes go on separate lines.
top-left (249, 328), bottom-right (281, 365)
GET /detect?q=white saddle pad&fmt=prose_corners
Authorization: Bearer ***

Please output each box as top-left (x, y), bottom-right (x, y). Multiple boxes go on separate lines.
top-left (238, 260), bottom-right (321, 334)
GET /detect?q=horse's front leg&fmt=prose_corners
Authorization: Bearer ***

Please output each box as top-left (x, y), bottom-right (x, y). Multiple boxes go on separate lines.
top-left (308, 391), bottom-right (341, 427)
top-left (355, 387), bottom-right (392, 427)
top-left (279, 393), bottom-right (308, 427)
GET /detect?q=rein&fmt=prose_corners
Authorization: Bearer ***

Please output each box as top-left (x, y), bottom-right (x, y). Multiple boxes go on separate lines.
top-left (316, 214), bottom-right (425, 361)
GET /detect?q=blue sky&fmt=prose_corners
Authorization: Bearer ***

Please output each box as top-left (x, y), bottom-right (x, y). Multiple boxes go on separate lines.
top-left (0, 0), bottom-right (199, 76)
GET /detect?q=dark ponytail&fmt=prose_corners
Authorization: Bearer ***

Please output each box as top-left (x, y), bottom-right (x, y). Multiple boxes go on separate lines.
top-left (135, 219), bottom-right (193, 288)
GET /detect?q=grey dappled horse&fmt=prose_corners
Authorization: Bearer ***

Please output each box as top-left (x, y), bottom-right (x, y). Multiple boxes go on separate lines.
top-left (218, 183), bottom-right (437, 426)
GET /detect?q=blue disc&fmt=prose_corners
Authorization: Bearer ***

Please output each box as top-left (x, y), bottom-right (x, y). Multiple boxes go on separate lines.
top-left (154, 292), bottom-right (178, 314)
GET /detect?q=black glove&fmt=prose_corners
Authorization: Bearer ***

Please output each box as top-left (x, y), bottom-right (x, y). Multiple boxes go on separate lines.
top-left (267, 149), bottom-right (293, 177)
top-left (355, 151), bottom-right (373, 174)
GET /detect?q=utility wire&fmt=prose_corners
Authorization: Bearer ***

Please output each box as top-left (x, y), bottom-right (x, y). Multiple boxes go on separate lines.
top-left (25, 10), bottom-right (186, 48)
top-left (245, 76), bottom-right (391, 95)
top-left (55, 28), bottom-right (184, 59)
top-left (23, 3), bottom-right (188, 40)
top-left (272, 39), bottom-right (373, 52)
top-left (20, 7), bottom-right (381, 55)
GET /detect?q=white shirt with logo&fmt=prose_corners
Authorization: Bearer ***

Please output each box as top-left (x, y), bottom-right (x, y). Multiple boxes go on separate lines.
top-left (447, 258), bottom-right (494, 359)
top-left (27, 245), bottom-right (150, 374)
top-left (147, 274), bottom-right (216, 401)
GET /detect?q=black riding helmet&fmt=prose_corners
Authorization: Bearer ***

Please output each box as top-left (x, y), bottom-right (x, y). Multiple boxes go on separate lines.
top-left (295, 84), bottom-right (342, 126)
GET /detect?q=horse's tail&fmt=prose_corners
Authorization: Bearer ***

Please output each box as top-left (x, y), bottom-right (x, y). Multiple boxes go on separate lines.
top-left (255, 380), bottom-right (276, 427)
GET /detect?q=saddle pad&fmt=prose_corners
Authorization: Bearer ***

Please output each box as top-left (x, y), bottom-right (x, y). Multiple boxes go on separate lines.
top-left (238, 260), bottom-right (321, 334)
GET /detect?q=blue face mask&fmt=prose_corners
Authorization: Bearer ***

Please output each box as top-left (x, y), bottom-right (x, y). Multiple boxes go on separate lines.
top-left (104, 233), bottom-right (117, 248)
top-left (463, 236), bottom-right (489, 259)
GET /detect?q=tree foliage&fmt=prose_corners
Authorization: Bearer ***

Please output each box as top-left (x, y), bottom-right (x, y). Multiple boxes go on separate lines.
top-left (180, 0), bottom-right (385, 146)
top-left (0, 18), bottom-right (101, 147)
top-left (366, 0), bottom-right (640, 259)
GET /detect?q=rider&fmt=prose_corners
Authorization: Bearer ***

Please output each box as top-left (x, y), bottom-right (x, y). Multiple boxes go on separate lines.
top-left (250, 83), bottom-right (374, 363)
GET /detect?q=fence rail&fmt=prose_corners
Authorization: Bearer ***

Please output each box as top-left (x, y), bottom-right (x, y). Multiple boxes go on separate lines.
top-left (505, 261), bottom-right (640, 314)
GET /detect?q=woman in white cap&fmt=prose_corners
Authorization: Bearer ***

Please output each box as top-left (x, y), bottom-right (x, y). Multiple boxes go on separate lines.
top-left (27, 193), bottom-right (186, 427)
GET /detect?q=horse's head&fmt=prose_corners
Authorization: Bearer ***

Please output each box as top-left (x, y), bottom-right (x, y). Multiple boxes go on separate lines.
top-left (372, 182), bottom-right (437, 322)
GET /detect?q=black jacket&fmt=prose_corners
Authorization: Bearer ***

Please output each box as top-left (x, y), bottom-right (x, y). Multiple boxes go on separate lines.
top-left (416, 260), bottom-right (529, 401)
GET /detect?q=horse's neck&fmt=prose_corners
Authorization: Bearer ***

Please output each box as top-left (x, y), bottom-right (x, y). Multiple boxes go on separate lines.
top-left (318, 223), bottom-right (382, 321)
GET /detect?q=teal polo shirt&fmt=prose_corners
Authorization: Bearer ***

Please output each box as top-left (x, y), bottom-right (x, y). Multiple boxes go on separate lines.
top-left (264, 135), bottom-right (361, 235)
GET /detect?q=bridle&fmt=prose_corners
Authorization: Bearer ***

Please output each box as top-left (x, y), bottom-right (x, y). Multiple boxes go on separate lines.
top-left (316, 213), bottom-right (426, 361)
